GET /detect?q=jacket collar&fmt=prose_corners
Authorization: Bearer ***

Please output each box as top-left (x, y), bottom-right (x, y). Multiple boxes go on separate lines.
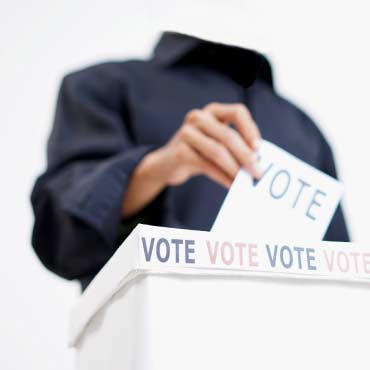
top-left (152, 31), bottom-right (274, 88)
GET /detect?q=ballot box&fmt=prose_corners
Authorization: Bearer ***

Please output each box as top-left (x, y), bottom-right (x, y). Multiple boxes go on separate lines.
top-left (69, 224), bottom-right (370, 370)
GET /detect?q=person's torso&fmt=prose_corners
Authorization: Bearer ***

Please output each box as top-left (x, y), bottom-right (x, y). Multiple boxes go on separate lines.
top-left (118, 60), bottom-right (323, 230)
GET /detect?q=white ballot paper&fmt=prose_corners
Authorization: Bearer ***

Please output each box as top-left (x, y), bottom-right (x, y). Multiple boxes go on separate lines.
top-left (212, 140), bottom-right (343, 241)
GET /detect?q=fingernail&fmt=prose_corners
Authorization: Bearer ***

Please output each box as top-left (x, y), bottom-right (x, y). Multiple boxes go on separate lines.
top-left (252, 139), bottom-right (262, 151)
top-left (252, 162), bottom-right (264, 179)
top-left (244, 153), bottom-right (258, 172)
top-left (250, 152), bottom-right (259, 162)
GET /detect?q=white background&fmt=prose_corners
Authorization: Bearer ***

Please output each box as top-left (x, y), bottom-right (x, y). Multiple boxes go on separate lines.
top-left (1, 1), bottom-right (369, 369)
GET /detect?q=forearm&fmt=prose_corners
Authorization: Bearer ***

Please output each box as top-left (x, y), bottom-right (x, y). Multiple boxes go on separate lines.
top-left (122, 148), bottom-right (170, 218)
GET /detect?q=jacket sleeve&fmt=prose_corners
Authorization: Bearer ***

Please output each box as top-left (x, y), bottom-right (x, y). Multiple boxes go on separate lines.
top-left (31, 65), bottom-right (160, 281)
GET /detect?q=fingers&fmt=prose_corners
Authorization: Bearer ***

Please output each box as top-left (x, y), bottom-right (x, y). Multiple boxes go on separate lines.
top-left (185, 108), bottom-right (262, 178)
top-left (197, 157), bottom-right (233, 188)
top-left (203, 102), bottom-right (261, 151)
top-left (180, 103), bottom-right (262, 185)
top-left (186, 145), bottom-right (233, 189)
top-left (181, 123), bottom-right (240, 179)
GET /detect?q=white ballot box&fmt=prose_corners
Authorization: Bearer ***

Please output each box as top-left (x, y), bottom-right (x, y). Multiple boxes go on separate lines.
top-left (70, 224), bottom-right (370, 370)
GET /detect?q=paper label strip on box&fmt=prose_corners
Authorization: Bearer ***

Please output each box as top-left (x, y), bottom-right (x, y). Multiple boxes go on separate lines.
top-left (138, 225), bottom-right (370, 282)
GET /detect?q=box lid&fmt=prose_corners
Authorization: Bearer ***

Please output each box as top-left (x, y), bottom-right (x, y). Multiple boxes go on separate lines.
top-left (69, 224), bottom-right (370, 347)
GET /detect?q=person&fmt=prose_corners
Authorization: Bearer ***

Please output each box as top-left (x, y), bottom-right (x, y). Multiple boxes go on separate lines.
top-left (31, 31), bottom-right (349, 290)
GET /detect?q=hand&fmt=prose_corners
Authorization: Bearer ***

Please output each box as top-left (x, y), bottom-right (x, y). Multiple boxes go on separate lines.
top-left (122, 102), bottom-right (262, 217)
top-left (158, 102), bottom-right (263, 188)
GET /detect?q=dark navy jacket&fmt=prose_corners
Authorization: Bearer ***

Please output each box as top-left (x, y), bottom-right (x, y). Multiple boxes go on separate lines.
top-left (31, 31), bottom-right (349, 289)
